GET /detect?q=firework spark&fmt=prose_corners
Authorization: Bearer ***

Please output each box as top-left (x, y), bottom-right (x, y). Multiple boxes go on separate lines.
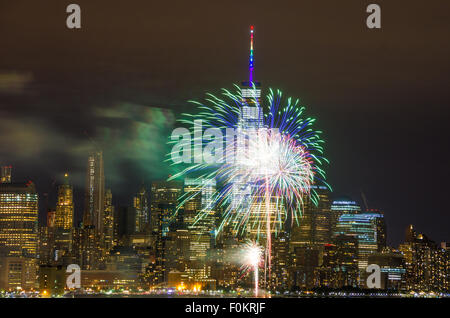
top-left (241, 241), bottom-right (263, 297)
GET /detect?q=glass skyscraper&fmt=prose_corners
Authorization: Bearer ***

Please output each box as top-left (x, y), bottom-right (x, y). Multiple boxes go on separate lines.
top-left (335, 211), bottom-right (385, 270)
top-left (0, 181), bottom-right (38, 258)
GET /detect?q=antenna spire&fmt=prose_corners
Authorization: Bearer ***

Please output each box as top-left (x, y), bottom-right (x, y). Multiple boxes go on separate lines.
top-left (249, 25), bottom-right (254, 83)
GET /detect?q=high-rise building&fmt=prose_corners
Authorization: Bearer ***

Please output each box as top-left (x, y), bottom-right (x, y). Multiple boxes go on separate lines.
top-left (330, 197), bottom-right (361, 214)
top-left (330, 196), bottom-right (361, 234)
top-left (150, 180), bottom-right (182, 235)
top-left (0, 166), bottom-right (12, 184)
top-left (216, 229), bottom-right (240, 290)
top-left (271, 232), bottom-right (290, 292)
top-left (289, 246), bottom-right (319, 290)
top-left (80, 151), bottom-right (105, 270)
top-left (134, 185), bottom-right (149, 233)
top-left (0, 180), bottom-right (38, 291)
top-left (0, 181), bottom-right (39, 258)
top-left (367, 209), bottom-right (387, 250)
top-left (74, 225), bottom-right (104, 270)
top-left (55, 173), bottom-right (74, 231)
top-left (38, 209), bottom-right (57, 266)
top-left (239, 26), bottom-right (262, 127)
top-left (441, 242), bottom-right (450, 290)
top-left (103, 189), bottom-right (114, 251)
top-left (83, 151), bottom-right (105, 233)
top-left (335, 211), bottom-right (385, 270)
top-left (399, 225), bottom-right (447, 292)
top-left (183, 178), bottom-right (216, 263)
top-left (165, 229), bottom-right (190, 273)
top-left (316, 234), bottom-right (359, 289)
top-left (230, 26), bottom-right (265, 241)
top-left (290, 185), bottom-right (332, 248)
top-left (153, 203), bottom-right (175, 285)
top-left (52, 174), bottom-right (74, 264)
top-left (38, 225), bottom-right (54, 265)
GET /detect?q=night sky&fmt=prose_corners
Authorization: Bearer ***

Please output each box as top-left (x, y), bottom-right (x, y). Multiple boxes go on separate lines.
top-left (0, 0), bottom-right (449, 246)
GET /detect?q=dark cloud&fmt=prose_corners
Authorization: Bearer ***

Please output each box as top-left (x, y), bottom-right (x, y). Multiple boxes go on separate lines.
top-left (0, 71), bottom-right (33, 95)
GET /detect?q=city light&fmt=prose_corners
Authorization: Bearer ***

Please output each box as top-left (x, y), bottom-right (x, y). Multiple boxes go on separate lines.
top-left (0, 20), bottom-right (448, 301)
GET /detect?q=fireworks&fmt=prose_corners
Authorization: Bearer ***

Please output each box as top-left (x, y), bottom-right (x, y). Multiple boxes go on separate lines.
top-left (169, 85), bottom-right (329, 237)
top-left (217, 128), bottom-right (315, 234)
top-left (168, 84), bottom-right (329, 289)
top-left (241, 241), bottom-right (262, 297)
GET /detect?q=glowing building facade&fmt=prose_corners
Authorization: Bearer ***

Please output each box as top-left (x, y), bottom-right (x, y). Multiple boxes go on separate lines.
top-left (330, 197), bottom-right (361, 235)
top-left (183, 178), bottom-right (216, 263)
top-left (0, 257), bottom-right (37, 291)
top-left (55, 173), bottom-right (73, 231)
top-left (399, 225), bottom-right (448, 292)
top-left (134, 186), bottom-right (149, 233)
top-left (271, 232), bottom-right (290, 291)
top-left (0, 180), bottom-right (38, 291)
top-left (0, 181), bottom-right (38, 258)
top-left (335, 212), bottom-right (385, 270)
top-left (290, 185), bottom-right (332, 248)
top-left (103, 189), bottom-right (114, 251)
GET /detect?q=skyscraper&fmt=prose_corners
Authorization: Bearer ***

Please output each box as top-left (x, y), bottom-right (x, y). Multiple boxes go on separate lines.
top-left (0, 180), bottom-right (38, 290)
top-left (335, 211), bottom-right (385, 270)
top-left (150, 180), bottom-right (182, 235)
top-left (183, 178), bottom-right (216, 263)
top-left (290, 185), bottom-right (332, 248)
top-left (165, 229), bottom-right (190, 273)
top-left (134, 185), bottom-right (149, 233)
top-left (271, 232), bottom-right (290, 291)
top-left (55, 173), bottom-right (73, 231)
top-left (316, 234), bottom-right (359, 288)
top-left (231, 26), bottom-right (263, 218)
top-left (229, 26), bottom-right (286, 247)
top-left (330, 197), bottom-right (362, 213)
top-left (80, 151), bottom-right (105, 270)
top-left (367, 209), bottom-right (387, 251)
top-left (289, 246), bottom-right (319, 290)
top-left (0, 181), bottom-right (39, 257)
top-left (83, 151), bottom-right (105, 233)
top-left (103, 189), bottom-right (114, 251)
top-left (153, 203), bottom-right (174, 285)
top-left (399, 226), bottom-right (447, 292)
top-left (330, 196), bottom-right (361, 234)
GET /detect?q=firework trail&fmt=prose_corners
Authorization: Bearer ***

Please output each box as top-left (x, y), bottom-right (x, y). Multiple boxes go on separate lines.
top-left (240, 241), bottom-right (263, 297)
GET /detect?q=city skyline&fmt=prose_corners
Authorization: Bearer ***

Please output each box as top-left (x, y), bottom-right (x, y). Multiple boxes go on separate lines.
top-left (0, 1), bottom-right (449, 299)
top-left (1, 1), bottom-right (449, 247)
top-left (1, 158), bottom-right (448, 295)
